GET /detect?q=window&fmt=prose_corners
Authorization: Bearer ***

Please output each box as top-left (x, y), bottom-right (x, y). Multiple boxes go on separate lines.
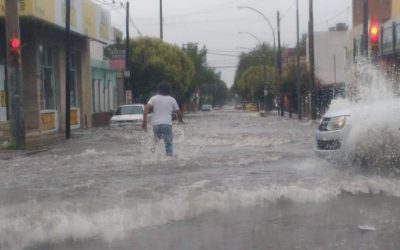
top-left (115, 105), bottom-right (143, 115)
top-left (39, 45), bottom-right (56, 110)
top-left (70, 52), bottom-right (80, 107)
top-left (93, 78), bottom-right (115, 112)
top-left (92, 79), bottom-right (102, 113)
top-left (104, 80), bottom-right (109, 111)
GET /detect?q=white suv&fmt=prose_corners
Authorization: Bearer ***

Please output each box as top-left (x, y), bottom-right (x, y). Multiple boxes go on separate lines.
top-left (315, 109), bottom-right (352, 161)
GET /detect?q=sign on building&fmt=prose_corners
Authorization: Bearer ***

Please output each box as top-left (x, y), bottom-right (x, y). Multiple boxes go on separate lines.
top-left (107, 48), bottom-right (126, 71)
top-left (0, 0), bottom-right (112, 43)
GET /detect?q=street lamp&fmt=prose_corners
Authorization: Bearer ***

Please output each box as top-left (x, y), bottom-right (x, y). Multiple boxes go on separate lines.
top-left (239, 31), bottom-right (262, 44)
top-left (238, 31), bottom-right (268, 111)
top-left (237, 6), bottom-right (276, 51)
top-left (238, 6), bottom-right (276, 111)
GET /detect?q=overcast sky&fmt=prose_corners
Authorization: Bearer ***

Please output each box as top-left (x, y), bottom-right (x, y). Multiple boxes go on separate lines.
top-left (105, 0), bottom-right (352, 87)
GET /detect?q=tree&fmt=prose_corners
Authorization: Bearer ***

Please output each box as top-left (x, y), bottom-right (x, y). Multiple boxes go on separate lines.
top-left (128, 37), bottom-right (194, 102)
top-left (183, 43), bottom-right (229, 106)
top-left (232, 44), bottom-right (276, 99)
top-left (236, 65), bottom-right (276, 102)
top-left (280, 61), bottom-right (320, 112)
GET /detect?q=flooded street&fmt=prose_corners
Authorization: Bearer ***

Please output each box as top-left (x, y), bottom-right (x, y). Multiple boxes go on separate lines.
top-left (1, 108), bottom-right (400, 250)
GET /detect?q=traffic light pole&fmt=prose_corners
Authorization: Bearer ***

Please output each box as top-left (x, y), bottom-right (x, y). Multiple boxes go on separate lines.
top-left (160, 0), bottom-right (163, 41)
top-left (296, 0), bottom-right (302, 120)
top-left (362, 0), bottom-right (369, 57)
top-left (308, 0), bottom-right (317, 120)
top-left (277, 11), bottom-right (284, 117)
top-left (125, 2), bottom-right (132, 103)
top-left (5, 0), bottom-right (25, 148)
top-left (65, 0), bottom-right (71, 139)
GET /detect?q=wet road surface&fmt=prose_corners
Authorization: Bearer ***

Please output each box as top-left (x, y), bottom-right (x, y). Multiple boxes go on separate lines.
top-left (1, 108), bottom-right (400, 250)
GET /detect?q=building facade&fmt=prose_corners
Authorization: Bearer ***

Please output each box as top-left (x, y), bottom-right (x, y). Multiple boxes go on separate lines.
top-left (0, 0), bottom-right (113, 142)
top-left (306, 23), bottom-right (348, 115)
top-left (313, 28), bottom-right (348, 86)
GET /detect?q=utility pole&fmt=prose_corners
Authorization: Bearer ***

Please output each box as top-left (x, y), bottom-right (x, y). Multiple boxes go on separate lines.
top-left (308, 0), bottom-right (317, 120)
top-left (262, 42), bottom-right (267, 111)
top-left (277, 11), bottom-right (283, 117)
top-left (65, 0), bottom-right (71, 139)
top-left (5, 0), bottom-right (25, 148)
top-left (160, 0), bottom-right (163, 40)
top-left (333, 54), bottom-right (337, 84)
top-left (362, 0), bottom-right (369, 57)
top-left (125, 1), bottom-right (131, 103)
top-left (296, 0), bottom-right (302, 120)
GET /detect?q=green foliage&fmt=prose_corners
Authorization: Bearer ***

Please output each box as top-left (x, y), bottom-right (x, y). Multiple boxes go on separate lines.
top-left (232, 44), bottom-right (276, 100)
top-left (200, 81), bottom-right (229, 106)
top-left (280, 61), bottom-right (314, 95)
top-left (129, 37), bottom-right (194, 102)
top-left (233, 45), bottom-right (275, 86)
top-left (183, 43), bottom-right (229, 105)
top-left (236, 65), bottom-right (276, 101)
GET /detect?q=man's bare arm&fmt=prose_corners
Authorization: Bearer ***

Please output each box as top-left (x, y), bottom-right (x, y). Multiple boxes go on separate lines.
top-left (175, 110), bottom-right (184, 123)
top-left (142, 104), bottom-right (152, 129)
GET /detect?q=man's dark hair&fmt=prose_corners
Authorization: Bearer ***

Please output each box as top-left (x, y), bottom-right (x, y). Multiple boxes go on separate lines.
top-left (158, 82), bottom-right (171, 95)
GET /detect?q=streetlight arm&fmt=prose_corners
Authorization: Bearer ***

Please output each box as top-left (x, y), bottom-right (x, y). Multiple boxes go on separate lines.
top-left (238, 31), bottom-right (262, 45)
top-left (238, 6), bottom-right (276, 49)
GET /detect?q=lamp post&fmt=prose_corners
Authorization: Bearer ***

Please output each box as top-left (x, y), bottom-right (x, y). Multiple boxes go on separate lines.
top-left (238, 6), bottom-right (277, 112)
top-left (238, 31), bottom-right (268, 111)
top-left (237, 6), bottom-right (276, 51)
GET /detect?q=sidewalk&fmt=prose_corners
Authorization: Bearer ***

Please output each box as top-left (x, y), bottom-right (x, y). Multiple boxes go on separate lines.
top-left (260, 110), bottom-right (319, 125)
top-left (0, 130), bottom-right (66, 160)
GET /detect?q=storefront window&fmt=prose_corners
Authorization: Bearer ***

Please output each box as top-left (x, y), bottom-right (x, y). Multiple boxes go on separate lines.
top-left (39, 45), bottom-right (56, 110)
top-left (92, 78), bottom-right (116, 112)
top-left (382, 26), bottom-right (393, 53)
top-left (70, 52), bottom-right (80, 108)
top-left (93, 79), bottom-right (103, 112)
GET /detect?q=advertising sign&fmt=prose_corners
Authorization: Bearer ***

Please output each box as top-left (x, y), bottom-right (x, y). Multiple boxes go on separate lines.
top-left (0, 0), bottom-right (111, 43)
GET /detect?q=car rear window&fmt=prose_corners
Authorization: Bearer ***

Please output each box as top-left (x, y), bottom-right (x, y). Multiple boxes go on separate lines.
top-left (115, 106), bottom-right (143, 115)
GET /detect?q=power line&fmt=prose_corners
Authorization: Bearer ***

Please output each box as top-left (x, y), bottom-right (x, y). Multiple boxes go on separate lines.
top-left (210, 65), bottom-right (238, 68)
top-left (208, 52), bottom-right (240, 57)
top-left (280, 0), bottom-right (296, 21)
top-left (163, 0), bottom-right (239, 18)
top-left (93, 0), bottom-right (126, 8)
top-left (315, 5), bottom-right (350, 26)
top-left (111, 5), bottom-right (144, 37)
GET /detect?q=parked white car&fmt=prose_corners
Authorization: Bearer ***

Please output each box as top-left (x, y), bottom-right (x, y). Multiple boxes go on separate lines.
top-left (201, 104), bottom-right (212, 111)
top-left (110, 104), bottom-right (144, 126)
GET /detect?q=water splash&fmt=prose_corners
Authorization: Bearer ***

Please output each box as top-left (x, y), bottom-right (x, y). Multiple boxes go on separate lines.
top-left (1, 172), bottom-right (400, 250)
top-left (328, 60), bottom-right (400, 171)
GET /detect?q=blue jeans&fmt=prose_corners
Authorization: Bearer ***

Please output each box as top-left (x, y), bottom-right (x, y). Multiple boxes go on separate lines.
top-left (153, 124), bottom-right (173, 157)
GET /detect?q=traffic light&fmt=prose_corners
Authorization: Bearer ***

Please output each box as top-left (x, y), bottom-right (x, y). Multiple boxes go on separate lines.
top-left (369, 20), bottom-right (379, 46)
top-left (9, 38), bottom-right (21, 64)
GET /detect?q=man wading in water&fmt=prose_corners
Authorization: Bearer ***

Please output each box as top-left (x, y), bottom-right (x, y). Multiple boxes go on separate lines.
top-left (142, 83), bottom-right (184, 157)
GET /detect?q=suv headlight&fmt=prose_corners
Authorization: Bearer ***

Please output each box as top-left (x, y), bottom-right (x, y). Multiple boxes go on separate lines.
top-left (326, 116), bottom-right (347, 131)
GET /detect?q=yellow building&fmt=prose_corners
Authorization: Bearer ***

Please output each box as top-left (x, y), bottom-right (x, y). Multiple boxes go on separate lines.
top-left (0, 0), bottom-right (112, 142)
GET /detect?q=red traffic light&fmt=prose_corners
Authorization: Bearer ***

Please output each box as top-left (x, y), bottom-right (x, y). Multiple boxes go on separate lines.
top-left (369, 20), bottom-right (379, 45)
top-left (9, 38), bottom-right (20, 50)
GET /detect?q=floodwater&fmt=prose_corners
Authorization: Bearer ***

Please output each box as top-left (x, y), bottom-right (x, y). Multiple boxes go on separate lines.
top-left (1, 108), bottom-right (400, 250)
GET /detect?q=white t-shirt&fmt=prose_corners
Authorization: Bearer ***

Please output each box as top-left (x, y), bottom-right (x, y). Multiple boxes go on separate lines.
top-left (148, 95), bottom-right (180, 125)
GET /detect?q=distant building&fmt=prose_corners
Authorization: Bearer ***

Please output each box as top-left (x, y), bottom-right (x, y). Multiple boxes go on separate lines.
top-left (311, 25), bottom-right (348, 86)
top-left (90, 27), bottom-right (124, 127)
top-left (307, 23), bottom-right (348, 114)
top-left (350, 0), bottom-right (392, 60)
top-left (349, 0), bottom-right (400, 84)
top-left (282, 47), bottom-right (306, 68)
top-left (352, 0), bottom-right (391, 28)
